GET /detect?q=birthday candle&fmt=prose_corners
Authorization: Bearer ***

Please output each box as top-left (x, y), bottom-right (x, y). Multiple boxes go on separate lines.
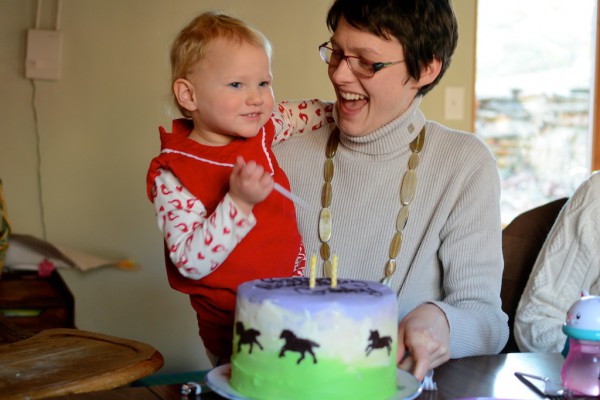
top-left (331, 254), bottom-right (338, 288)
top-left (309, 254), bottom-right (317, 288)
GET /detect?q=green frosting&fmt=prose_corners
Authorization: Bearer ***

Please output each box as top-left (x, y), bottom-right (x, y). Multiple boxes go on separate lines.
top-left (230, 349), bottom-right (397, 400)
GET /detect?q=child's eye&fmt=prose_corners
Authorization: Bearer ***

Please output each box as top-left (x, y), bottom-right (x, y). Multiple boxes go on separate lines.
top-left (229, 82), bottom-right (242, 88)
top-left (259, 81), bottom-right (271, 87)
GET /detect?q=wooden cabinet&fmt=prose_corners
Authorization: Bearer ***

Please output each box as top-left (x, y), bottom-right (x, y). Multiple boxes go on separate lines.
top-left (0, 270), bottom-right (75, 334)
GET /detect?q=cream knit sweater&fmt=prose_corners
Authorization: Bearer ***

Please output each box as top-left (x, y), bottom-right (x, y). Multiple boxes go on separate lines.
top-left (515, 172), bottom-right (600, 352)
top-left (274, 97), bottom-right (509, 357)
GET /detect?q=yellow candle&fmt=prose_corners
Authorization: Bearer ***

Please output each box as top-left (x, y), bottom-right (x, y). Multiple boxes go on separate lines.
top-left (309, 254), bottom-right (317, 288)
top-left (331, 254), bottom-right (338, 288)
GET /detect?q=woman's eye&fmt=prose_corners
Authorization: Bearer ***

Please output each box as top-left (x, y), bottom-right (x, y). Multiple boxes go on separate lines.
top-left (357, 58), bottom-right (372, 69)
top-left (331, 50), bottom-right (344, 61)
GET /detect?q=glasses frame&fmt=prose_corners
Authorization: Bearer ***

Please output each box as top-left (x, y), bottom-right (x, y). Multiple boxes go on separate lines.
top-left (318, 42), bottom-right (404, 79)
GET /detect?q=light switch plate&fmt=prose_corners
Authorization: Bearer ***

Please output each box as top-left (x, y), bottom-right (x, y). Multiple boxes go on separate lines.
top-left (25, 29), bottom-right (62, 80)
top-left (444, 86), bottom-right (465, 120)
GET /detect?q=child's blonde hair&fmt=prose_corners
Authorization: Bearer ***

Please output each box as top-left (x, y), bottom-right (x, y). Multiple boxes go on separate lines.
top-left (170, 11), bottom-right (272, 118)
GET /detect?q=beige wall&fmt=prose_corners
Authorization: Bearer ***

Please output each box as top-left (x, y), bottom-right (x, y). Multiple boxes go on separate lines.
top-left (0, 0), bottom-right (476, 374)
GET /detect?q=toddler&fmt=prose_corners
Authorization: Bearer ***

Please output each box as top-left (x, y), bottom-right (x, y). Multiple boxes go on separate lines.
top-left (146, 12), bottom-right (331, 365)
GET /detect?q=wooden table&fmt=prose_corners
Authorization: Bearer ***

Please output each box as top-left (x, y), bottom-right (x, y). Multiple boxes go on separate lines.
top-left (1, 328), bottom-right (164, 400)
top-left (430, 352), bottom-right (563, 399)
top-left (47, 352), bottom-right (565, 399)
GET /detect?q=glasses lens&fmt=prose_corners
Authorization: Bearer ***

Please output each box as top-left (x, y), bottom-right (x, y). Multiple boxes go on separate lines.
top-left (319, 45), bottom-right (332, 64)
top-left (318, 43), bottom-right (375, 78)
top-left (319, 45), bottom-right (340, 66)
top-left (346, 57), bottom-right (374, 78)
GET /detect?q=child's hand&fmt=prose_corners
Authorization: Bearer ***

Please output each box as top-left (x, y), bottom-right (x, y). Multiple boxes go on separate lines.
top-left (229, 156), bottom-right (274, 215)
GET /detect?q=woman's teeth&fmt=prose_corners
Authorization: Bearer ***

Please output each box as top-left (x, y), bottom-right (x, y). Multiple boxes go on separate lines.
top-left (340, 91), bottom-right (366, 101)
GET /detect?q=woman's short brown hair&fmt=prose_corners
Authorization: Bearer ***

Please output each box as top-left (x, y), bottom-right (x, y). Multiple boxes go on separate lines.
top-left (326, 0), bottom-right (458, 96)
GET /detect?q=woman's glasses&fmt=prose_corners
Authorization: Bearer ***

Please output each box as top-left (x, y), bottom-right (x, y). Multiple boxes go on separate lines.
top-left (318, 42), bottom-right (404, 79)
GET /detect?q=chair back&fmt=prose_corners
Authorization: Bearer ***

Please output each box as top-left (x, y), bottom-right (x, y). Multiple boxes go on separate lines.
top-left (501, 197), bottom-right (568, 353)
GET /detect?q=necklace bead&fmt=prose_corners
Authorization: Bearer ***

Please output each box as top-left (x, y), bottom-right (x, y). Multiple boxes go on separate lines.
top-left (389, 232), bottom-right (403, 259)
top-left (385, 259), bottom-right (397, 277)
top-left (320, 242), bottom-right (331, 260)
top-left (400, 170), bottom-right (417, 205)
top-left (322, 182), bottom-right (332, 206)
top-left (396, 206), bottom-right (409, 231)
top-left (326, 131), bottom-right (339, 158)
top-left (324, 159), bottom-right (334, 182)
top-left (318, 208), bottom-right (332, 242)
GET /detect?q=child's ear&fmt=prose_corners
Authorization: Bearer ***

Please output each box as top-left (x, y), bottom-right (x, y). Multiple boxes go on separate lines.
top-left (173, 78), bottom-right (198, 112)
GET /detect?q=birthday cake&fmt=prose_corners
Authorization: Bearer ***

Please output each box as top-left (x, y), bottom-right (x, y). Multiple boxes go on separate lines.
top-left (230, 277), bottom-right (398, 400)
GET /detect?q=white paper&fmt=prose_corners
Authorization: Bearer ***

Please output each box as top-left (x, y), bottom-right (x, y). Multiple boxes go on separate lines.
top-left (4, 233), bottom-right (137, 272)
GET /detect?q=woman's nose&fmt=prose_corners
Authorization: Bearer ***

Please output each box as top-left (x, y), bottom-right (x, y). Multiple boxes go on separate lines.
top-left (329, 58), bottom-right (355, 84)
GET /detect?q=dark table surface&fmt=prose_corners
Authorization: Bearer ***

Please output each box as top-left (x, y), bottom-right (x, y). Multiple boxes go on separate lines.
top-left (49, 352), bottom-right (565, 400)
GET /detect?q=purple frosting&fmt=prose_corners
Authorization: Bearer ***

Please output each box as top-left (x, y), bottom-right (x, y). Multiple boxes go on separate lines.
top-left (237, 277), bottom-right (397, 316)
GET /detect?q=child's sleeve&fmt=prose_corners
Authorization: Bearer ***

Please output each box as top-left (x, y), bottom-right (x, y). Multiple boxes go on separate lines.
top-left (151, 168), bottom-right (256, 280)
top-left (272, 100), bottom-right (334, 145)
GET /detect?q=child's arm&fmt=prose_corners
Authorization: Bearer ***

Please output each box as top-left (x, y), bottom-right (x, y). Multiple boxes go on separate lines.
top-left (151, 168), bottom-right (256, 280)
top-left (272, 100), bottom-right (334, 145)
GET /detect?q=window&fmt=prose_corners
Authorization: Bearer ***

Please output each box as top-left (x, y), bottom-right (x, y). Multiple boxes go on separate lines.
top-left (476, 0), bottom-right (598, 223)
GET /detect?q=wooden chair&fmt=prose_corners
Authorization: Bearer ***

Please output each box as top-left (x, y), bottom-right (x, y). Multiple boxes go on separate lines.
top-left (0, 313), bottom-right (164, 399)
top-left (500, 197), bottom-right (568, 353)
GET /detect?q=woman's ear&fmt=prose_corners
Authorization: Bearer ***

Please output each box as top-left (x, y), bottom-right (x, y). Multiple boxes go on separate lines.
top-left (417, 58), bottom-right (443, 88)
top-left (173, 78), bottom-right (198, 112)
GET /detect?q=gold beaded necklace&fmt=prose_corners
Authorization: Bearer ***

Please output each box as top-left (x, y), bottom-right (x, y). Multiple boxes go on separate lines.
top-left (318, 125), bottom-right (425, 287)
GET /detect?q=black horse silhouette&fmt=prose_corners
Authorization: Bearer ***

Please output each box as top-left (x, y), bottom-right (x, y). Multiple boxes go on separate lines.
top-left (235, 321), bottom-right (263, 354)
top-left (279, 329), bottom-right (320, 364)
top-left (365, 330), bottom-right (392, 356)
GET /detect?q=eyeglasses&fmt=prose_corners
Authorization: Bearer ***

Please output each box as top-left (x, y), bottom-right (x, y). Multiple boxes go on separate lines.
top-left (318, 42), bottom-right (404, 79)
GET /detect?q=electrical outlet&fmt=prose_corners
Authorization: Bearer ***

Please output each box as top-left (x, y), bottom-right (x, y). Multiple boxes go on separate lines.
top-left (25, 29), bottom-right (62, 80)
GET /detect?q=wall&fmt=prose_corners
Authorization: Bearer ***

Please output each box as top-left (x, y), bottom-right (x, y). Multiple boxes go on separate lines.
top-left (0, 0), bottom-right (476, 373)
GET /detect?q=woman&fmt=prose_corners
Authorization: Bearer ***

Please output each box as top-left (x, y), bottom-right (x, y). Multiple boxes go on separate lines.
top-left (515, 172), bottom-right (600, 353)
top-left (274, 0), bottom-right (508, 380)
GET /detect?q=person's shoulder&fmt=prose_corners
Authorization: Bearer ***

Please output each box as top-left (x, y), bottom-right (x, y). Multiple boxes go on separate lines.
top-left (572, 171), bottom-right (600, 205)
top-left (425, 120), bottom-right (483, 141)
top-left (572, 171), bottom-right (600, 195)
top-left (558, 172), bottom-right (600, 221)
top-left (589, 171), bottom-right (600, 187)
top-left (424, 121), bottom-right (493, 157)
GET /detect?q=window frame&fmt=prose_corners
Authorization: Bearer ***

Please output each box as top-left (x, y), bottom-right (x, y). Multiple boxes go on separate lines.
top-left (593, 5), bottom-right (600, 171)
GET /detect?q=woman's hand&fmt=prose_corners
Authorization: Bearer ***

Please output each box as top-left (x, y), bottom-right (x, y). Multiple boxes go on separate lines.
top-left (396, 303), bottom-right (451, 381)
top-left (229, 156), bottom-right (273, 215)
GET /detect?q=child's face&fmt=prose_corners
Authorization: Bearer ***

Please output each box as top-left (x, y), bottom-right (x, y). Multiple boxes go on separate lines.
top-left (187, 38), bottom-right (274, 145)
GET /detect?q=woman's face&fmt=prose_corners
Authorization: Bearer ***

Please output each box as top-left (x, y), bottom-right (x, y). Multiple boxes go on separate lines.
top-left (328, 17), bottom-right (419, 137)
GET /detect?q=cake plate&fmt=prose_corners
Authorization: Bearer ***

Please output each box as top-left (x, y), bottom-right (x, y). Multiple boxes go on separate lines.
top-left (206, 364), bottom-right (423, 400)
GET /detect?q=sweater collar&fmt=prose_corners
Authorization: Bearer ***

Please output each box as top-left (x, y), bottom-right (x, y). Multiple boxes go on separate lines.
top-left (333, 96), bottom-right (426, 159)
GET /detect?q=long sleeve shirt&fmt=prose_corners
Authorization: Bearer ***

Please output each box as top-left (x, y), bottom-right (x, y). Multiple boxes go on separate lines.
top-left (514, 172), bottom-right (600, 352)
